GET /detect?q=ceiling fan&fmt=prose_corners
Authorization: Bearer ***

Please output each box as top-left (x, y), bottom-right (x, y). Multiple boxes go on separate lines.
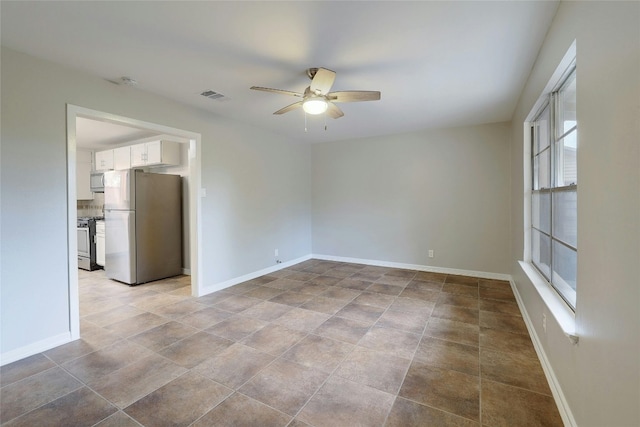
top-left (250, 67), bottom-right (381, 119)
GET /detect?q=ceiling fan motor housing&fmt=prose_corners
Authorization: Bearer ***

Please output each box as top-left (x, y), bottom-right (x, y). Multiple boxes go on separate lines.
top-left (306, 68), bottom-right (319, 80)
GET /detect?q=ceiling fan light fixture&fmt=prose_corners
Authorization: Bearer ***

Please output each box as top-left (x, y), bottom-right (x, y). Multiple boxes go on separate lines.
top-left (250, 67), bottom-right (379, 119)
top-left (302, 98), bottom-right (328, 115)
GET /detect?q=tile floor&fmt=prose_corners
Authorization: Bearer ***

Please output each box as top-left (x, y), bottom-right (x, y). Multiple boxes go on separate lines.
top-left (0, 259), bottom-right (563, 426)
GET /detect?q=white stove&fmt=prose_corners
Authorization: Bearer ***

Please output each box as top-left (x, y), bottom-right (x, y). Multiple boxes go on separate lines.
top-left (77, 216), bottom-right (103, 271)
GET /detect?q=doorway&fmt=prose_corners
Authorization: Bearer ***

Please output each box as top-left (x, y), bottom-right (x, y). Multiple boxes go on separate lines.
top-left (66, 104), bottom-right (202, 340)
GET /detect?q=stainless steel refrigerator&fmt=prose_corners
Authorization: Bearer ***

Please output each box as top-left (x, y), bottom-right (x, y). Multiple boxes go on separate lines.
top-left (104, 169), bottom-right (182, 285)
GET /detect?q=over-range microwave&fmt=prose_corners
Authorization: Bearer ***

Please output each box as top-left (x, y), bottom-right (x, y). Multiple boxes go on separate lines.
top-left (90, 171), bottom-right (105, 193)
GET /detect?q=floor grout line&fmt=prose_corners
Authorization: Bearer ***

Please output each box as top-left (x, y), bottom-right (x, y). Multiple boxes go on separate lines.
top-left (3, 263), bottom-right (561, 427)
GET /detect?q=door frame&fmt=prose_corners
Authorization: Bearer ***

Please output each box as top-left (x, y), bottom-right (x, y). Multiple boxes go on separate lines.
top-left (66, 104), bottom-right (203, 340)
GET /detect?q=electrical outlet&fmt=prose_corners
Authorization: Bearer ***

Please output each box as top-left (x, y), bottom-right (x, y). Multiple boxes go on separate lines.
top-left (274, 249), bottom-right (279, 257)
top-left (542, 313), bottom-right (547, 333)
top-left (428, 250), bottom-right (434, 258)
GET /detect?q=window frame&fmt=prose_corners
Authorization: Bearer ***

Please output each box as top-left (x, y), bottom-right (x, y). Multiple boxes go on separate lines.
top-left (529, 63), bottom-right (577, 311)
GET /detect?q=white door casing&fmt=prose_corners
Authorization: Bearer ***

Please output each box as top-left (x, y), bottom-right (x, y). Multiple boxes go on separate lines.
top-left (66, 104), bottom-right (203, 340)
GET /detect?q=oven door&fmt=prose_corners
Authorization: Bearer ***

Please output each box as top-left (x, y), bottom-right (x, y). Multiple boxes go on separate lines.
top-left (77, 227), bottom-right (90, 258)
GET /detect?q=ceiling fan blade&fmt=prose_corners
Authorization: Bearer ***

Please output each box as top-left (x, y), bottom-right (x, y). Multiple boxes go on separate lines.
top-left (326, 102), bottom-right (344, 119)
top-left (310, 68), bottom-right (336, 95)
top-left (250, 86), bottom-right (303, 97)
top-left (273, 101), bottom-right (304, 115)
top-left (328, 91), bottom-right (381, 103)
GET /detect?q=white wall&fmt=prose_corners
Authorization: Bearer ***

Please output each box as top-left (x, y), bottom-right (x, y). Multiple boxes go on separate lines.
top-left (0, 47), bottom-right (311, 358)
top-left (509, 2), bottom-right (640, 426)
top-left (312, 123), bottom-right (511, 274)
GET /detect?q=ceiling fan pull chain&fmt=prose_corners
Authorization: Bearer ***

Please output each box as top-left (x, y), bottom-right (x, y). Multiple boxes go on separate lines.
top-left (324, 113), bottom-right (327, 131)
top-left (304, 111), bottom-right (308, 132)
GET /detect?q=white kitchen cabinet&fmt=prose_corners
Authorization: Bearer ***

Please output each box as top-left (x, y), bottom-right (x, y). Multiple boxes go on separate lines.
top-left (114, 146), bottom-right (131, 170)
top-left (146, 140), bottom-right (165, 164)
top-left (76, 150), bottom-right (94, 200)
top-left (130, 140), bottom-right (180, 167)
top-left (130, 144), bottom-right (147, 167)
top-left (95, 149), bottom-right (114, 170)
top-left (95, 220), bottom-right (105, 267)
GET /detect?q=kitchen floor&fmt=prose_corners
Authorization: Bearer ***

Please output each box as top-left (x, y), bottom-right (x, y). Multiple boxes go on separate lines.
top-left (0, 259), bottom-right (563, 426)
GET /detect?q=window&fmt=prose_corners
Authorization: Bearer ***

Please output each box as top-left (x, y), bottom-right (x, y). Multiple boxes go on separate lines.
top-left (530, 65), bottom-right (577, 309)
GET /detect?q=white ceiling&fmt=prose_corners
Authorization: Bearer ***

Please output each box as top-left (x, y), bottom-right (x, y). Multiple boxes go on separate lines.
top-left (75, 117), bottom-right (162, 149)
top-left (1, 1), bottom-right (559, 144)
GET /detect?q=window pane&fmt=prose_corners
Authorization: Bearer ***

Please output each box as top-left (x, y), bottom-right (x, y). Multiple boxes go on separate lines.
top-left (552, 240), bottom-right (577, 308)
top-left (534, 105), bottom-right (550, 153)
top-left (558, 72), bottom-right (576, 136)
top-left (532, 229), bottom-right (551, 278)
top-left (532, 193), bottom-right (540, 229)
top-left (557, 131), bottom-right (578, 186)
top-left (534, 149), bottom-right (550, 189)
top-left (553, 189), bottom-right (577, 247)
top-left (532, 191), bottom-right (551, 234)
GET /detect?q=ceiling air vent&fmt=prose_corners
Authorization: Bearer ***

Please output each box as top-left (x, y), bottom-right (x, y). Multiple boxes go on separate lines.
top-left (200, 90), bottom-right (226, 101)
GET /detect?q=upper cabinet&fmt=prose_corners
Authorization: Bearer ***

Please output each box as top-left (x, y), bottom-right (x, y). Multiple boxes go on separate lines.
top-left (95, 140), bottom-right (180, 171)
top-left (113, 146), bottom-right (131, 170)
top-left (130, 140), bottom-right (180, 167)
top-left (94, 150), bottom-right (114, 171)
top-left (130, 144), bottom-right (146, 167)
top-left (77, 150), bottom-right (94, 200)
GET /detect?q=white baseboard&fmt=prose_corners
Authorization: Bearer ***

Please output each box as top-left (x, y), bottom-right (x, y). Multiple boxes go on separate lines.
top-left (1, 332), bottom-right (72, 366)
top-left (509, 279), bottom-right (577, 427)
top-left (312, 254), bottom-right (511, 281)
top-left (199, 254), bottom-right (313, 296)
top-left (199, 253), bottom-right (510, 297)
top-left (182, 268), bottom-right (191, 275)
top-left (315, 254), bottom-right (575, 424)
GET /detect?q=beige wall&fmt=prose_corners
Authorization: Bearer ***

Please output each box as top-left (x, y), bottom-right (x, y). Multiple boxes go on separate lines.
top-left (3, 4), bottom-right (640, 424)
top-left (509, 2), bottom-right (640, 425)
top-left (312, 123), bottom-right (511, 274)
top-left (1, 47), bottom-right (312, 357)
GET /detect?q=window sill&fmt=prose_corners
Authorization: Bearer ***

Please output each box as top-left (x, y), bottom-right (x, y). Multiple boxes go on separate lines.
top-left (518, 261), bottom-right (579, 344)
